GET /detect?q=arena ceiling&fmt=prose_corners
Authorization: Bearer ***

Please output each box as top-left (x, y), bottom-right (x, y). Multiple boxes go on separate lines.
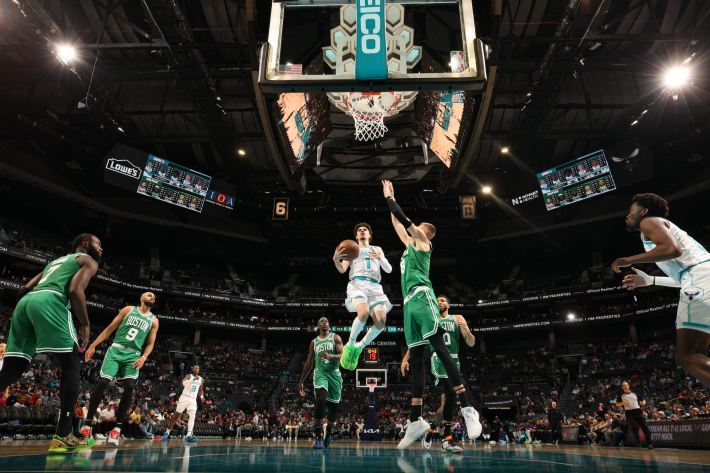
top-left (0, 0), bottom-right (708, 244)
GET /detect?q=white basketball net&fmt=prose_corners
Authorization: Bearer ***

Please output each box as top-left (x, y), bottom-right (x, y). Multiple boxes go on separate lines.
top-left (346, 92), bottom-right (397, 141)
top-left (366, 377), bottom-right (379, 393)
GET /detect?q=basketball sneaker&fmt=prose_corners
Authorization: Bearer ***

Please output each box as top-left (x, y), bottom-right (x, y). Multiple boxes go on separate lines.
top-left (161, 431), bottom-right (170, 442)
top-left (461, 406), bottom-right (482, 440)
top-left (94, 433), bottom-right (106, 440)
top-left (313, 438), bottom-right (323, 449)
top-left (185, 435), bottom-right (198, 442)
top-left (422, 423), bottom-right (436, 450)
top-left (80, 426), bottom-right (92, 439)
top-left (340, 344), bottom-right (362, 370)
top-left (397, 418), bottom-right (429, 450)
top-left (106, 430), bottom-right (120, 446)
top-left (441, 440), bottom-right (463, 454)
top-left (48, 432), bottom-right (96, 453)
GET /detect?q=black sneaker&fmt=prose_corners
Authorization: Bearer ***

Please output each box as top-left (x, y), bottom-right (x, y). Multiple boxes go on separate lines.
top-left (323, 427), bottom-right (332, 448)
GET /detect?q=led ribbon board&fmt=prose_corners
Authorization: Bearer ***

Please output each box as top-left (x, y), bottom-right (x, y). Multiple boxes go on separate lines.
top-left (355, 0), bottom-right (388, 80)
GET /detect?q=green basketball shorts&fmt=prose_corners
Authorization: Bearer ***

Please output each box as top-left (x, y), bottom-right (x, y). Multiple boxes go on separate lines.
top-left (313, 368), bottom-right (342, 403)
top-left (431, 353), bottom-right (460, 386)
top-left (100, 345), bottom-right (141, 381)
top-left (5, 290), bottom-right (78, 361)
top-left (403, 286), bottom-right (442, 349)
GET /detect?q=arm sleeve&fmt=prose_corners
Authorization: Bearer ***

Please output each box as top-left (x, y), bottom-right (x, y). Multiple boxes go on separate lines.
top-left (379, 248), bottom-right (392, 273)
top-left (386, 197), bottom-right (412, 229)
top-left (655, 276), bottom-right (681, 287)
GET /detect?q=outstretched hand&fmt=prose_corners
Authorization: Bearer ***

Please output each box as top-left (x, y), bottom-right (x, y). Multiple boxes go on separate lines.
top-left (382, 180), bottom-right (394, 199)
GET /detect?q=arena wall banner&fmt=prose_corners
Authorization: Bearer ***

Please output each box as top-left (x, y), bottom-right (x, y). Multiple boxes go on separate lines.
top-left (627, 420), bottom-right (710, 447)
top-left (473, 284), bottom-right (631, 308)
top-left (480, 396), bottom-right (517, 409)
top-left (561, 426), bottom-right (579, 443)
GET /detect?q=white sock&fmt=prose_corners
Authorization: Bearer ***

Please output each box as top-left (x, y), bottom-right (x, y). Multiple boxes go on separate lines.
top-left (348, 318), bottom-right (366, 345)
top-left (355, 326), bottom-right (383, 350)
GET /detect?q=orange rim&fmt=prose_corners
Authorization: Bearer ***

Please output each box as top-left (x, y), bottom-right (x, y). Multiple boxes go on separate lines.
top-left (345, 92), bottom-right (399, 120)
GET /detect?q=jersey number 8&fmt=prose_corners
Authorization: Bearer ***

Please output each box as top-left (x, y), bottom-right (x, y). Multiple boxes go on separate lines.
top-left (126, 328), bottom-right (139, 341)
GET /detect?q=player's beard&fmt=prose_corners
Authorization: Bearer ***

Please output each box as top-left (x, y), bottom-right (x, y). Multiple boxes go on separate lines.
top-left (144, 300), bottom-right (155, 308)
top-left (439, 306), bottom-right (447, 315)
top-left (87, 246), bottom-right (102, 266)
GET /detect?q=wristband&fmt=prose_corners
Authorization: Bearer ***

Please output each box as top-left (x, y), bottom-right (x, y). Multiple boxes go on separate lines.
top-left (140, 356), bottom-right (147, 360)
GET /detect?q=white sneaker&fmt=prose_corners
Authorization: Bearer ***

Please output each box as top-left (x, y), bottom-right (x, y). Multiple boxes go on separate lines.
top-left (461, 406), bottom-right (482, 440)
top-left (397, 418), bottom-right (429, 450)
top-left (94, 433), bottom-right (106, 440)
top-left (422, 437), bottom-right (432, 450)
top-left (442, 440), bottom-right (463, 454)
top-left (107, 430), bottom-right (120, 446)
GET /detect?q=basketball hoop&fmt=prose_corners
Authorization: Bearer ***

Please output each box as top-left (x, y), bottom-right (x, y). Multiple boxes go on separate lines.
top-left (345, 92), bottom-right (398, 141)
top-left (366, 377), bottom-right (379, 393)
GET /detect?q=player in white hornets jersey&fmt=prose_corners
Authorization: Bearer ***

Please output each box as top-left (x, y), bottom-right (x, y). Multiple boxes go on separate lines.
top-left (613, 193), bottom-right (710, 388)
top-left (333, 223), bottom-right (393, 370)
top-left (162, 365), bottom-right (204, 442)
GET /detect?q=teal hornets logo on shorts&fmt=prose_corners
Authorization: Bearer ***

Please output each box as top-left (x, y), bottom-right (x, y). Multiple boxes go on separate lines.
top-left (355, 0), bottom-right (388, 81)
top-left (681, 286), bottom-right (704, 303)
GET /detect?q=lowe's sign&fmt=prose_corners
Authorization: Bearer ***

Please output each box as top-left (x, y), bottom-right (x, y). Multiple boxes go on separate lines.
top-left (355, 0), bottom-right (388, 80)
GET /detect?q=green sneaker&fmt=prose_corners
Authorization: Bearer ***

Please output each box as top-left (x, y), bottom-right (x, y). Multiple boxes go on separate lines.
top-left (340, 344), bottom-right (362, 370)
top-left (48, 433), bottom-right (95, 453)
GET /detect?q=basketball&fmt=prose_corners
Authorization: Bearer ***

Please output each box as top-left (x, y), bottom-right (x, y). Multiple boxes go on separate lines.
top-left (338, 240), bottom-right (360, 261)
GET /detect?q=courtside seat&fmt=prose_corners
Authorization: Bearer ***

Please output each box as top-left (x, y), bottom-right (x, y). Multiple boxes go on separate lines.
top-left (30, 407), bottom-right (44, 437)
top-left (42, 407), bottom-right (57, 436)
top-left (19, 407), bottom-right (34, 436)
top-left (7, 407), bottom-right (21, 437)
top-left (0, 406), bottom-right (9, 438)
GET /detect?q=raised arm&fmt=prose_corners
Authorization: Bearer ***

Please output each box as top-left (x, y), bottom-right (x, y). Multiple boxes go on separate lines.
top-left (85, 306), bottom-right (132, 362)
top-left (454, 314), bottom-right (476, 347)
top-left (383, 180), bottom-right (430, 251)
top-left (298, 340), bottom-right (316, 396)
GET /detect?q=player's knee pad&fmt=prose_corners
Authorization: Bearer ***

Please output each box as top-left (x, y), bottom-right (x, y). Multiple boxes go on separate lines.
top-left (122, 378), bottom-right (136, 393)
top-left (326, 401), bottom-right (338, 423)
top-left (315, 388), bottom-right (327, 419)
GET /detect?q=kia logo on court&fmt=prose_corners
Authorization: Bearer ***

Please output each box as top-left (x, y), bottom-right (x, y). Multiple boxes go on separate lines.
top-left (106, 158), bottom-right (141, 179)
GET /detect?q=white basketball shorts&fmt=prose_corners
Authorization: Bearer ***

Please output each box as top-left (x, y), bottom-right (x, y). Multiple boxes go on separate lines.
top-left (345, 280), bottom-right (392, 315)
top-left (677, 261), bottom-right (710, 335)
top-left (176, 396), bottom-right (198, 413)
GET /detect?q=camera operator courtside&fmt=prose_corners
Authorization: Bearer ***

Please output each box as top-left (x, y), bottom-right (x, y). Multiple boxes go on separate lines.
top-left (615, 381), bottom-right (654, 449)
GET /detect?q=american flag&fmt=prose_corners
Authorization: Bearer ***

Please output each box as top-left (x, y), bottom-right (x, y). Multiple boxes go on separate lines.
top-left (279, 64), bottom-right (302, 75)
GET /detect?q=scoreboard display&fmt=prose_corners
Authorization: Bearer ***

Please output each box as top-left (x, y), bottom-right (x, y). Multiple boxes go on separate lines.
top-left (364, 348), bottom-right (380, 365)
top-left (139, 155), bottom-right (211, 213)
top-left (537, 150), bottom-right (616, 211)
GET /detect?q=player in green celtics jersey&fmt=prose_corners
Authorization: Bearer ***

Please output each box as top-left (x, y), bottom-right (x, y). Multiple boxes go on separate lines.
top-left (84, 292), bottom-right (159, 446)
top-left (0, 233), bottom-right (102, 453)
top-left (298, 317), bottom-right (343, 449)
top-left (402, 295), bottom-right (476, 453)
top-left (382, 180), bottom-right (482, 450)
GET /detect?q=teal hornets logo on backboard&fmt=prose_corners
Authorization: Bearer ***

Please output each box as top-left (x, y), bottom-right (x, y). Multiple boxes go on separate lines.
top-left (355, 0), bottom-right (388, 81)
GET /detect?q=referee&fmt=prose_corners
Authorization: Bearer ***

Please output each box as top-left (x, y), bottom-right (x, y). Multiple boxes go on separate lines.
top-left (615, 381), bottom-right (653, 449)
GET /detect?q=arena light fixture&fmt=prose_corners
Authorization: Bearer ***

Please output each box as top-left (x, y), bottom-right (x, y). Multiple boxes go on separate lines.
top-left (216, 96), bottom-right (221, 101)
top-left (501, 147), bottom-right (509, 153)
top-left (117, 127), bottom-right (125, 133)
top-left (482, 187), bottom-right (491, 193)
top-left (665, 67), bottom-right (689, 87)
top-left (56, 45), bottom-right (75, 65)
top-left (631, 120), bottom-right (638, 125)
top-left (478, 300), bottom-right (483, 303)
top-left (567, 313), bottom-right (575, 320)
top-left (238, 149), bottom-right (246, 155)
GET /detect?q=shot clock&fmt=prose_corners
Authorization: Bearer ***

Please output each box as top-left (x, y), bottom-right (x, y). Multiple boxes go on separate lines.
top-left (364, 348), bottom-right (380, 365)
